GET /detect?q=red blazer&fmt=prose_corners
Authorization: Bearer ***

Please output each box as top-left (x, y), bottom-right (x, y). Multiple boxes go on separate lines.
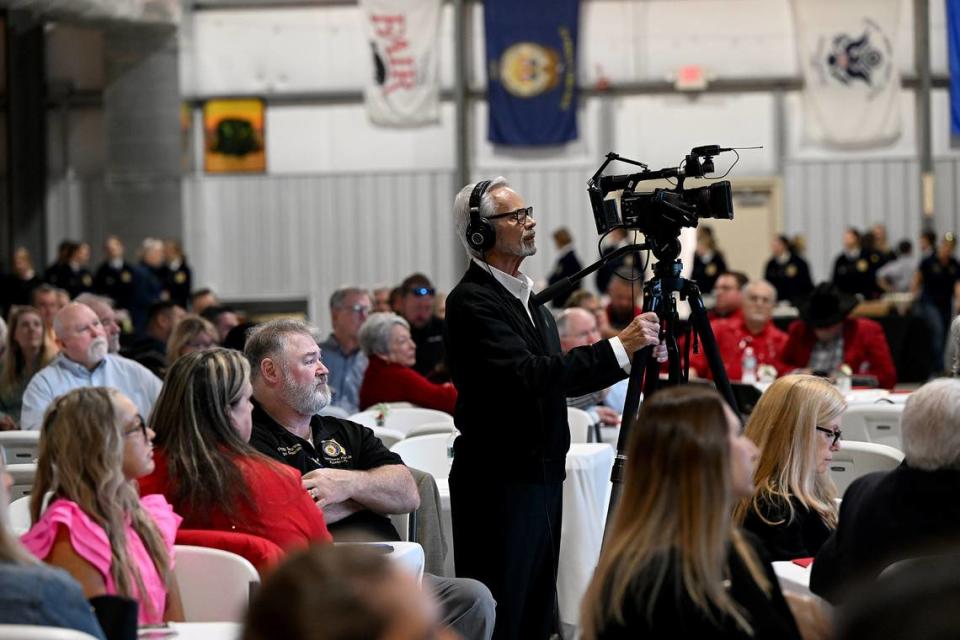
top-left (359, 355), bottom-right (457, 414)
top-left (139, 449), bottom-right (332, 551)
top-left (690, 316), bottom-right (787, 381)
top-left (777, 317), bottom-right (897, 389)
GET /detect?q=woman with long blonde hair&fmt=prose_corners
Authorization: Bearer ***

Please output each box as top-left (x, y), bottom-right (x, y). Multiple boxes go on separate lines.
top-left (0, 306), bottom-right (57, 429)
top-left (21, 387), bottom-right (184, 624)
top-left (165, 314), bottom-right (218, 366)
top-left (733, 374), bottom-right (845, 560)
top-left (581, 384), bottom-right (800, 639)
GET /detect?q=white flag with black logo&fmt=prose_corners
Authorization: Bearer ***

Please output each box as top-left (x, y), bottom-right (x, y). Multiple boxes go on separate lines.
top-left (792, 0), bottom-right (902, 148)
top-left (360, 0), bottom-right (441, 126)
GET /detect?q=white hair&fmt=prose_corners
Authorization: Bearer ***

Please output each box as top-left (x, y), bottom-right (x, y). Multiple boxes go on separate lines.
top-left (358, 312), bottom-right (409, 357)
top-left (453, 176), bottom-right (510, 260)
top-left (901, 378), bottom-right (960, 470)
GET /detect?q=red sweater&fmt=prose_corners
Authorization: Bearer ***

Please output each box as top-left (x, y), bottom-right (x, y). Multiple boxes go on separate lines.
top-left (690, 316), bottom-right (787, 381)
top-left (139, 449), bottom-right (332, 551)
top-left (777, 317), bottom-right (897, 389)
top-left (359, 355), bottom-right (457, 414)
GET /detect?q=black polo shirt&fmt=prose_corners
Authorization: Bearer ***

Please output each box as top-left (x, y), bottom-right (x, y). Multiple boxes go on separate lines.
top-left (249, 400), bottom-right (404, 541)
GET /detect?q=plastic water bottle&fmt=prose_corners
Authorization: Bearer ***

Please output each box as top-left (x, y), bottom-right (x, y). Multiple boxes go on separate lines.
top-left (741, 346), bottom-right (758, 384)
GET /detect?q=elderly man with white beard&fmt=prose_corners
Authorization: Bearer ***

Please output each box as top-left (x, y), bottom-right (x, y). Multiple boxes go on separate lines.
top-left (20, 302), bottom-right (162, 430)
top-left (245, 318), bottom-right (496, 640)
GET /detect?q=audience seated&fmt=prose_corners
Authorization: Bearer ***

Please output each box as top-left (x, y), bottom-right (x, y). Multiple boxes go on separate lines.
top-left (811, 379), bottom-right (960, 604)
top-left (165, 314), bottom-right (219, 366)
top-left (605, 275), bottom-right (642, 333)
top-left (0, 457), bottom-right (106, 638)
top-left (358, 313), bottom-right (456, 414)
top-left (708, 271), bottom-right (747, 322)
top-left (692, 225), bottom-right (728, 295)
top-left (244, 319), bottom-right (494, 640)
top-left (320, 287), bottom-right (371, 414)
top-left (21, 303), bottom-right (163, 430)
top-left (201, 305), bottom-right (240, 344)
top-left (21, 387), bottom-right (184, 624)
top-left (734, 375), bottom-right (844, 561)
top-left (566, 290), bottom-right (613, 339)
top-left (74, 294), bottom-right (122, 354)
top-left (0, 306), bottom-right (57, 430)
top-left (398, 274), bottom-right (447, 381)
top-left (778, 283), bottom-right (897, 388)
top-left (122, 301), bottom-right (186, 378)
top-left (45, 241), bottom-right (94, 300)
top-left (32, 284), bottom-right (63, 344)
top-left (371, 286), bottom-right (393, 313)
top-left (140, 349), bottom-right (331, 560)
top-left (692, 280), bottom-right (786, 381)
top-left (189, 288), bottom-right (219, 315)
top-left (557, 308), bottom-right (620, 427)
top-left (580, 384), bottom-right (802, 639)
top-left (764, 235), bottom-right (813, 305)
top-left (243, 545), bottom-right (456, 640)
top-left (546, 227), bottom-right (583, 308)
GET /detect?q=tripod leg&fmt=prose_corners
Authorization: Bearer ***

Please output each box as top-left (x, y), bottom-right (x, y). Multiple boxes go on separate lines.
top-left (686, 288), bottom-right (739, 412)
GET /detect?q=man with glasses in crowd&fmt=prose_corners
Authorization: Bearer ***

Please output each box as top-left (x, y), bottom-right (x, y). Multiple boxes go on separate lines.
top-left (320, 287), bottom-right (372, 414)
top-left (20, 302), bottom-right (162, 430)
top-left (398, 273), bottom-right (447, 381)
top-left (690, 279), bottom-right (787, 381)
top-left (445, 176), bottom-right (665, 640)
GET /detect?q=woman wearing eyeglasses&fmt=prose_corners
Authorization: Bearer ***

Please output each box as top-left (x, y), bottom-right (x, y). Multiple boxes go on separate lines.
top-left (21, 387), bottom-right (184, 624)
top-left (733, 374), bottom-right (845, 561)
top-left (580, 384), bottom-right (802, 639)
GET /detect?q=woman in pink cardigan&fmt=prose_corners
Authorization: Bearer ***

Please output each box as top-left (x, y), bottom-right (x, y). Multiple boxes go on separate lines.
top-left (358, 313), bottom-right (457, 414)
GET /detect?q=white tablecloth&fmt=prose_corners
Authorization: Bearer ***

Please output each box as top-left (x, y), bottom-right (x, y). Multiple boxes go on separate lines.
top-left (163, 622), bottom-right (241, 640)
top-left (436, 443), bottom-right (615, 626)
top-left (772, 560), bottom-right (812, 596)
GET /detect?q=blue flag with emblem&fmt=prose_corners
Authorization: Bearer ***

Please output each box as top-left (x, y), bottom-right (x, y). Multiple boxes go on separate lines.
top-left (948, 0), bottom-right (960, 136)
top-left (484, 0), bottom-right (579, 145)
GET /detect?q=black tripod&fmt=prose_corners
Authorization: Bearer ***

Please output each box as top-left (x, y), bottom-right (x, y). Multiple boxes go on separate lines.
top-left (603, 237), bottom-right (738, 533)
top-left (532, 237), bottom-right (739, 535)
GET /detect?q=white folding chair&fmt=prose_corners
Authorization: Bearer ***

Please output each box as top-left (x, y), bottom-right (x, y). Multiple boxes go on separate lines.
top-left (406, 421), bottom-right (457, 439)
top-left (0, 626), bottom-right (101, 640)
top-left (841, 403), bottom-right (904, 449)
top-left (0, 431), bottom-right (41, 464)
top-left (390, 434), bottom-right (453, 480)
top-left (370, 426), bottom-right (405, 449)
top-left (350, 408), bottom-right (453, 437)
top-left (8, 495), bottom-right (32, 535)
top-left (567, 407), bottom-right (592, 444)
top-left (173, 545), bottom-right (260, 622)
top-left (336, 541), bottom-right (425, 584)
top-left (6, 463), bottom-right (36, 500)
top-left (829, 441), bottom-right (904, 496)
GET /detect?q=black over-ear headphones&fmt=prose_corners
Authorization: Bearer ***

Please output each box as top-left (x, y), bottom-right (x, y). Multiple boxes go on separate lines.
top-left (466, 180), bottom-right (496, 252)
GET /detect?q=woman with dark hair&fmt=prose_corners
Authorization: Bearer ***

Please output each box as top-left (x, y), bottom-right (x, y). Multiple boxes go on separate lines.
top-left (0, 306), bottom-right (58, 429)
top-left (764, 234), bottom-right (814, 305)
top-left (581, 385), bottom-right (801, 639)
top-left (140, 348), bottom-right (331, 550)
top-left (693, 226), bottom-right (728, 295)
top-left (21, 387), bottom-right (183, 624)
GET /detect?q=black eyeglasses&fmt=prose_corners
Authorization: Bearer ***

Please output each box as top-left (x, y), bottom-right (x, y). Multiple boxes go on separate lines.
top-left (815, 426), bottom-right (842, 446)
top-left (487, 206), bottom-right (534, 225)
top-left (124, 414), bottom-right (147, 439)
top-left (407, 287), bottom-right (435, 297)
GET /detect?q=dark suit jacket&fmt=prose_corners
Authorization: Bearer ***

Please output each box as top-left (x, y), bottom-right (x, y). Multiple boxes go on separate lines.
top-left (444, 261), bottom-right (625, 482)
top-left (810, 465), bottom-right (960, 604)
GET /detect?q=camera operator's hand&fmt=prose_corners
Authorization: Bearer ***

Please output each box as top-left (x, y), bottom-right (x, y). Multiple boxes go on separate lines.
top-left (617, 312), bottom-right (662, 357)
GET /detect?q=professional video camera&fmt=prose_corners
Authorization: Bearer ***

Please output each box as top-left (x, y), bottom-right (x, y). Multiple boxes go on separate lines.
top-left (587, 145), bottom-right (737, 255)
